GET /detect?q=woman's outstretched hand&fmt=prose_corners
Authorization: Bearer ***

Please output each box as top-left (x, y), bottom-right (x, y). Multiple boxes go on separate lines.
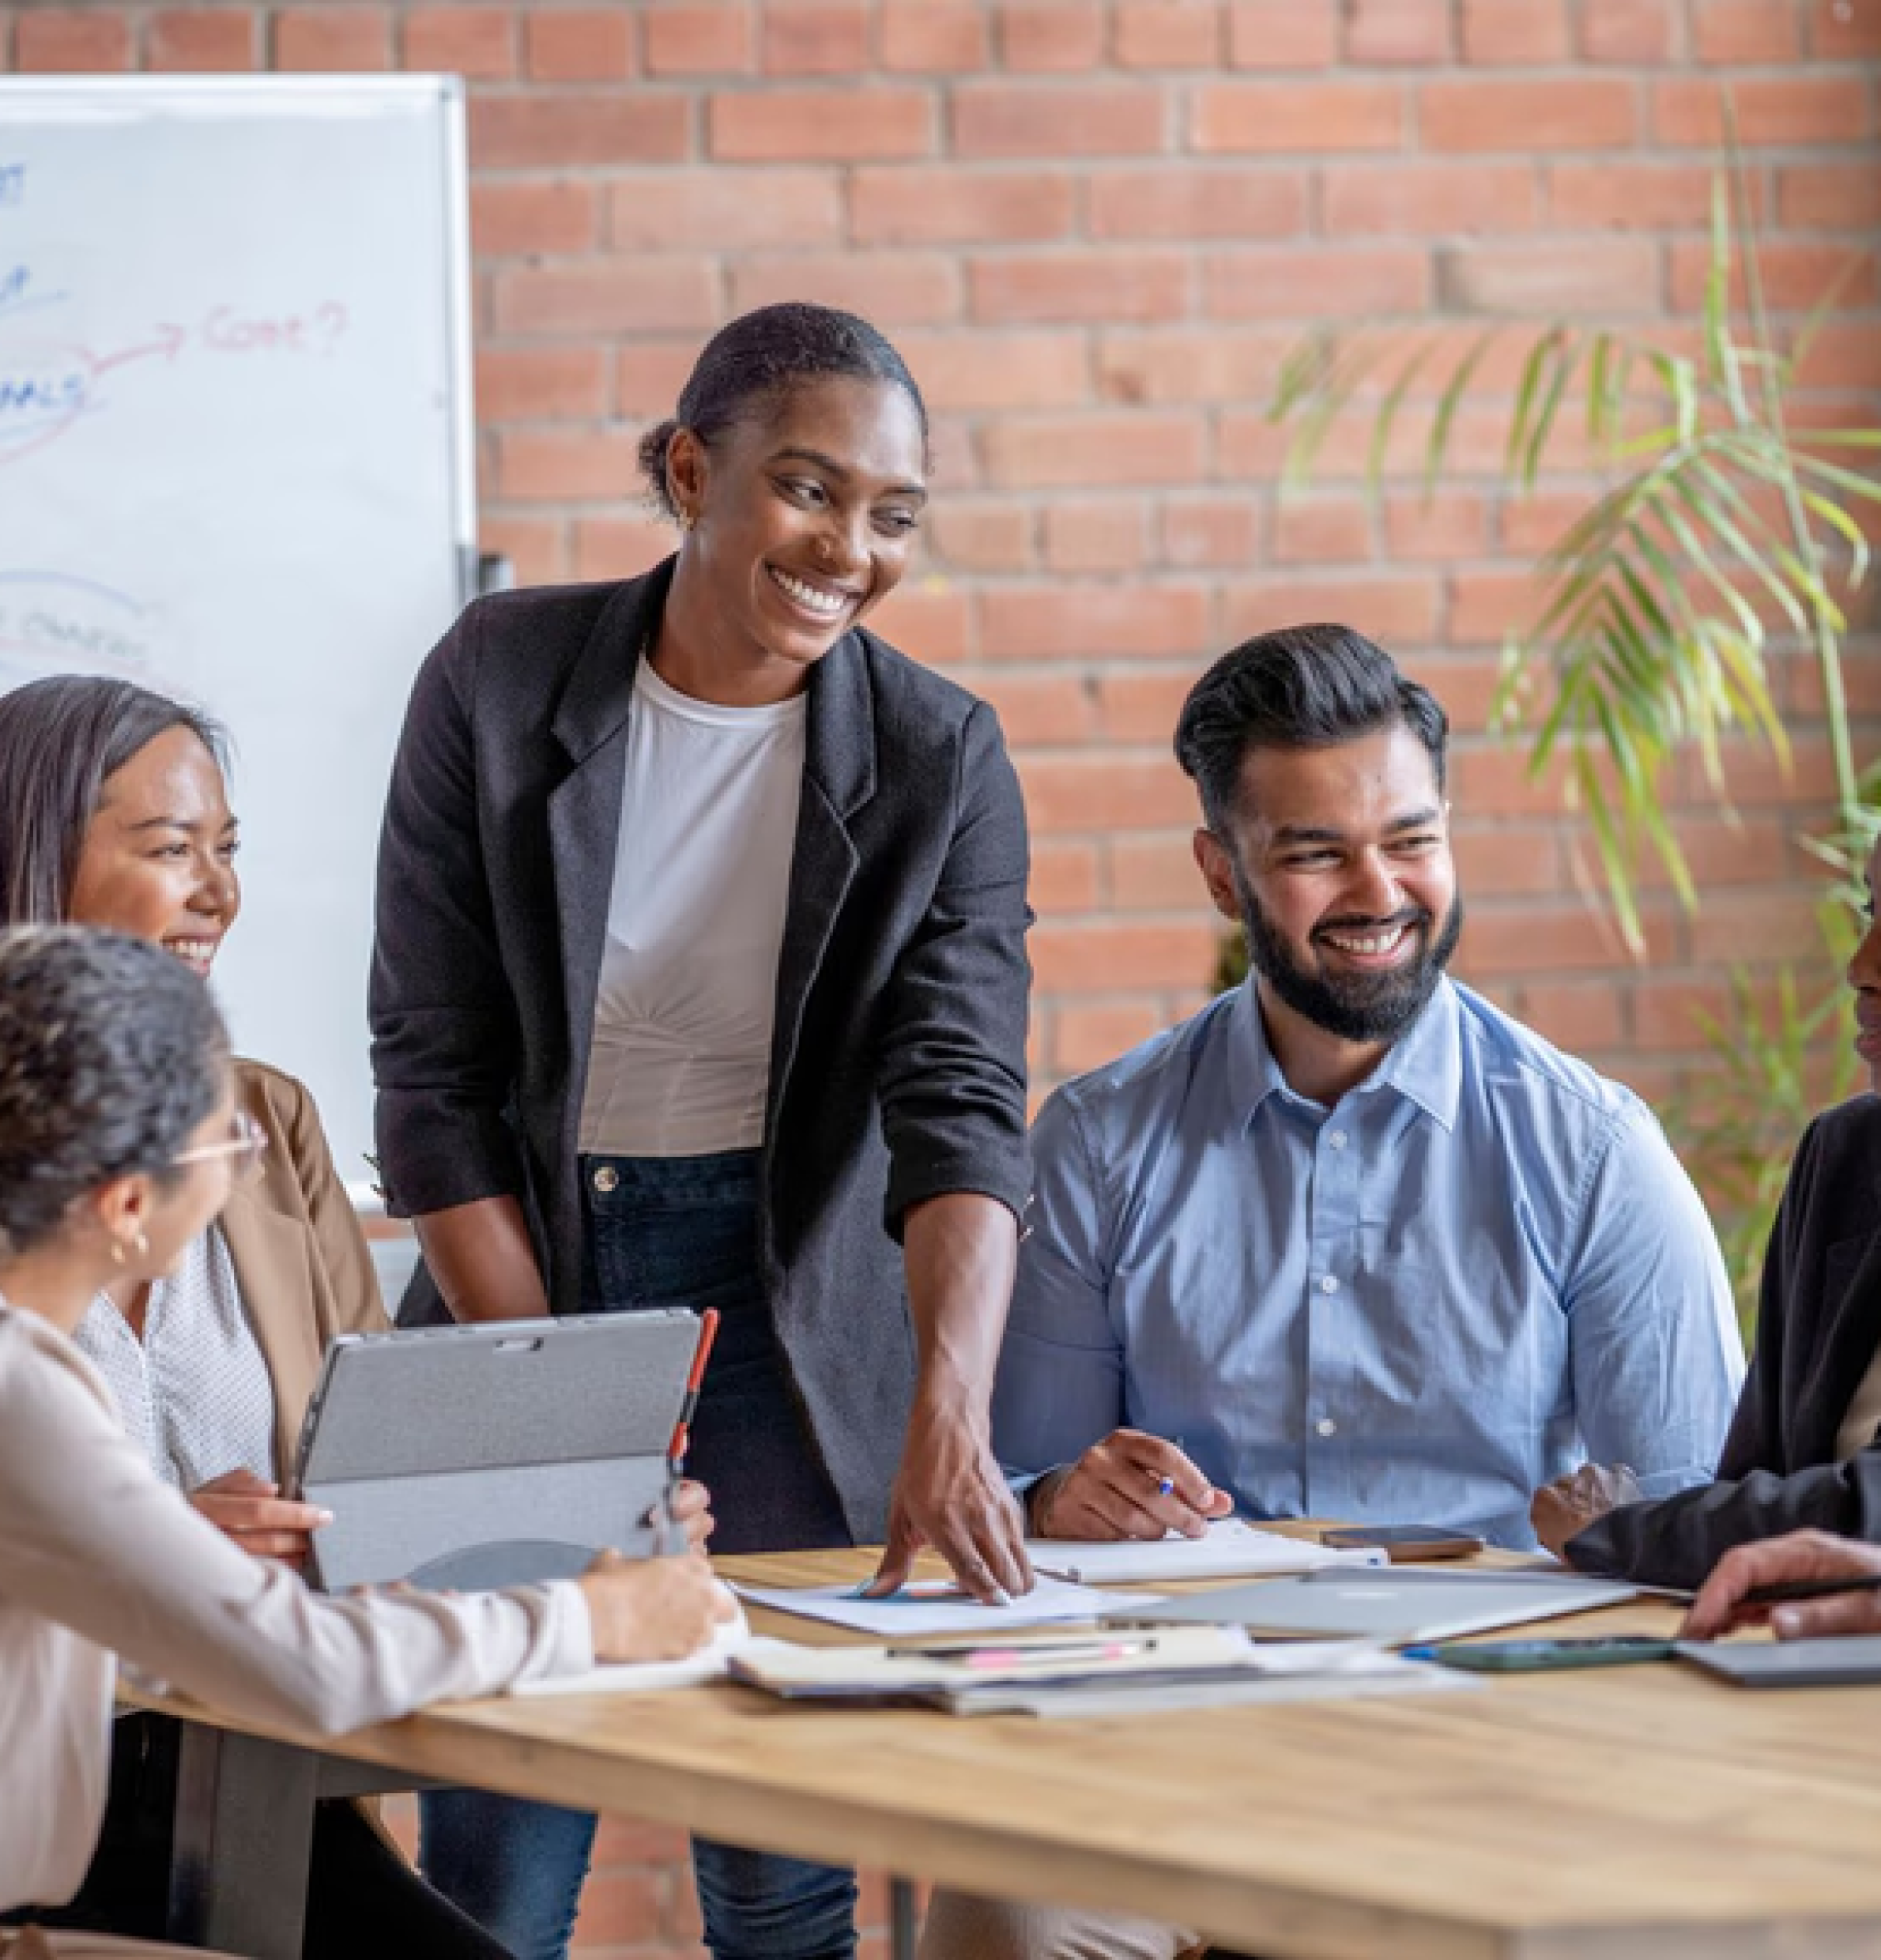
top-left (865, 1392), bottom-right (1033, 1604)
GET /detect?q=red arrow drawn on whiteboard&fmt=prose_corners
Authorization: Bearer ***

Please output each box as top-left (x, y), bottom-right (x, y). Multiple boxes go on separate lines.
top-left (92, 322), bottom-right (187, 374)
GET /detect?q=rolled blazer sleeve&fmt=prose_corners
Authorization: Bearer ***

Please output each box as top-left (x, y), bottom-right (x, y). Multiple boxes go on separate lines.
top-left (371, 605), bottom-right (527, 1218)
top-left (876, 701), bottom-right (1031, 1232)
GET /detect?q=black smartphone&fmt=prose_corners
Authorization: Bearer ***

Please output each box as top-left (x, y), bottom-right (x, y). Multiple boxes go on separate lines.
top-left (1320, 1525), bottom-right (1487, 1562)
top-left (1412, 1636), bottom-right (1676, 1673)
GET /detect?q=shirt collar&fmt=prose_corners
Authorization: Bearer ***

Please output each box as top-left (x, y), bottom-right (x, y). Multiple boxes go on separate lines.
top-left (1230, 973), bottom-right (1462, 1133)
top-left (1368, 975), bottom-right (1462, 1132)
top-left (1227, 979), bottom-right (1288, 1121)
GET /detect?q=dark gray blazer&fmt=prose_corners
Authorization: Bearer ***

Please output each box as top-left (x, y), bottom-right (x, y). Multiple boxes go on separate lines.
top-left (1568, 1095), bottom-right (1881, 1589)
top-left (369, 561), bottom-right (1032, 1541)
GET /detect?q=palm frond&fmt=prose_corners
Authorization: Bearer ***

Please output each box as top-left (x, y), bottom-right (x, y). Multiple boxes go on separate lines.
top-left (1264, 142), bottom-right (1881, 1326)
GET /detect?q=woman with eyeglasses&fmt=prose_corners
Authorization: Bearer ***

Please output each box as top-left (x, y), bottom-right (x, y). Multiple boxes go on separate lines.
top-left (0, 676), bottom-right (713, 1957)
top-left (0, 925), bottom-right (734, 1955)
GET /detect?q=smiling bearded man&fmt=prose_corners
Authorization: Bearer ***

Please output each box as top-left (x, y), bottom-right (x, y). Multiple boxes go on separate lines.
top-left (1232, 848), bottom-right (1462, 1046)
top-left (916, 623), bottom-right (1747, 1960)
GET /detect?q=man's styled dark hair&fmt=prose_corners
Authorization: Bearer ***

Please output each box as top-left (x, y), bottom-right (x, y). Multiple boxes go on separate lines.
top-left (639, 303), bottom-right (929, 522)
top-left (0, 926), bottom-right (229, 1259)
top-left (1174, 623), bottom-right (1448, 831)
top-left (0, 676), bottom-right (228, 925)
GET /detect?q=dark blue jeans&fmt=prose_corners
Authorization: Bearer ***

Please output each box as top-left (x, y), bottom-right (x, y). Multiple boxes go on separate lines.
top-left (420, 1150), bottom-right (857, 1960)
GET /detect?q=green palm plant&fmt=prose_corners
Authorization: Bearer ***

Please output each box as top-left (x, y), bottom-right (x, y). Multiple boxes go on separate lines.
top-left (1268, 151), bottom-right (1879, 1321)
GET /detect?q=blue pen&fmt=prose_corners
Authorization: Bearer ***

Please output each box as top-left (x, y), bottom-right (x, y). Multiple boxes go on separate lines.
top-left (845, 1579), bottom-right (974, 1604)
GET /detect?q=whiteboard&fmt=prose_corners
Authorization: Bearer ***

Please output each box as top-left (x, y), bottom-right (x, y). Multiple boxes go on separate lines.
top-left (0, 77), bottom-right (474, 1195)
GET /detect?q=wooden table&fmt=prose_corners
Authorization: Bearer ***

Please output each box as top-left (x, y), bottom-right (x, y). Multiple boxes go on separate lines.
top-left (147, 1541), bottom-right (1881, 1960)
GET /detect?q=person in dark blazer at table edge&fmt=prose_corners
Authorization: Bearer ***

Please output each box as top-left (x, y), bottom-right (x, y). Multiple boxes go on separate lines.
top-left (1536, 830), bottom-right (1881, 1589)
top-left (371, 303), bottom-right (1035, 1960)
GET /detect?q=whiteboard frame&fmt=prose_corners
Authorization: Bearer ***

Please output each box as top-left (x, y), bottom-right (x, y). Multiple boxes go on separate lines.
top-left (0, 73), bottom-right (479, 1206)
top-left (0, 73), bottom-right (478, 603)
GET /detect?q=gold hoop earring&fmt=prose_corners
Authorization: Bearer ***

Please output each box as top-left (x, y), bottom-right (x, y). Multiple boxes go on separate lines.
top-left (131, 1229), bottom-right (150, 1260)
top-left (677, 506), bottom-right (695, 534)
top-left (109, 1238), bottom-right (126, 1267)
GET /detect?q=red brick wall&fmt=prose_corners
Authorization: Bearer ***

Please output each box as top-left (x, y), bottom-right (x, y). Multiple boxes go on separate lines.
top-left (6, 3), bottom-right (1875, 1951)
top-left (6, 1), bottom-right (1875, 1110)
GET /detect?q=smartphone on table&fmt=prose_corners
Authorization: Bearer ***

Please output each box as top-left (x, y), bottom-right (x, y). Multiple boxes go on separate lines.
top-left (1320, 1525), bottom-right (1487, 1562)
top-left (1409, 1636), bottom-right (1676, 1672)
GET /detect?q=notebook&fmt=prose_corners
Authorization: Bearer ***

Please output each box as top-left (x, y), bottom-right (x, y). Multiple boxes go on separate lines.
top-left (1027, 1517), bottom-right (1385, 1585)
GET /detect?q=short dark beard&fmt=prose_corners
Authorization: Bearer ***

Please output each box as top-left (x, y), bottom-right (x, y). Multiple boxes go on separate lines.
top-left (1233, 864), bottom-right (1463, 1046)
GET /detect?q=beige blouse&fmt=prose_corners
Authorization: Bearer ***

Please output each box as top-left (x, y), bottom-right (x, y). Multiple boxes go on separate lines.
top-left (0, 1302), bottom-right (593, 1915)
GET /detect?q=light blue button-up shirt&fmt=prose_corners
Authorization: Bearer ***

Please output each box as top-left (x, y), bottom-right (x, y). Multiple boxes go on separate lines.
top-left (994, 978), bottom-right (1745, 1548)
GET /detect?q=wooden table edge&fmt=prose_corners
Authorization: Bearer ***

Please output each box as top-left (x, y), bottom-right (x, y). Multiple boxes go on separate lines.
top-left (119, 1536), bottom-right (1881, 1960)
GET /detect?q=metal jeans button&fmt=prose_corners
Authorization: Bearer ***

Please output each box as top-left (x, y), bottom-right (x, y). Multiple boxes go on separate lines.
top-left (592, 1164), bottom-right (618, 1193)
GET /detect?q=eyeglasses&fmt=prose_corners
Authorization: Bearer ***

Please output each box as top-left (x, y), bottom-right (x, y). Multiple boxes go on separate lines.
top-left (172, 1109), bottom-right (268, 1185)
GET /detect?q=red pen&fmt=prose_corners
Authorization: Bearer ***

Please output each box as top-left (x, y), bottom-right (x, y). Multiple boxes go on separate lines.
top-left (668, 1309), bottom-right (719, 1476)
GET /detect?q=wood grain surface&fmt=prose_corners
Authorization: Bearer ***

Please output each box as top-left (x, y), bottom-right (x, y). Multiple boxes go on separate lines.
top-left (134, 1538), bottom-right (1881, 1959)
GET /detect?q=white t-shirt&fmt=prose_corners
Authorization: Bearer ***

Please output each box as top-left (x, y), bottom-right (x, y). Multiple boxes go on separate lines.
top-left (578, 659), bottom-right (807, 1158)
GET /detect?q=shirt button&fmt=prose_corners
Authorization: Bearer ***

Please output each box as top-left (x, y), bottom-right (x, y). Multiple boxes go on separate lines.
top-left (592, 1165), bottom-right (618, 1194)
top-left (1319, 1275), bottom-right (1339, 1295)
top-left (1328, 1129), bottom-right (1348, 1150)
top-left (1316, 1418), bottom-right (1338, 1438)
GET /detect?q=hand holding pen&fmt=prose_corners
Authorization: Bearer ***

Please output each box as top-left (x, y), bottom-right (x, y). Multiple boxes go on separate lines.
top-left (1683, 1528), bottom-right (1881, 1642)
top-left (650, 1477), bottom-right (716, 1556)
top-left (651, 1310), bottom-right (720, 1559)
top-left (1031, 1427), bottom-right (1232, 1542)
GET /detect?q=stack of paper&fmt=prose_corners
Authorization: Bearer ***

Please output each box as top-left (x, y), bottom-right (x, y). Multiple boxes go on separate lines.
top-left (1027, 1517), bottom-right (1386, 1586)
top-left (959, 1666), bottom-right (1472, 1718)
top-left (727, 1626), bottom-right (1467, 1717)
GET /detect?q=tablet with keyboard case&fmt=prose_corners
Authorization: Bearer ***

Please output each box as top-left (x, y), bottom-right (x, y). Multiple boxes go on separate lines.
top-left (293, 1310), bottom-right (706, 1594)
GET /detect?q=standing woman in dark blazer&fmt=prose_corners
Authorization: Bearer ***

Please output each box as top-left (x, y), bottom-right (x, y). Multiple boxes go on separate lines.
top-left (371, 303), bottom-right (1035, 1960)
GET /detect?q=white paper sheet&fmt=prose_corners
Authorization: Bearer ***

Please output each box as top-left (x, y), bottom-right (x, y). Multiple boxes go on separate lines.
top-left (967, 1662), bottom-right (1476, 1719)
top-left (1027, 1517), bottom-right (1387, 1586)
top-left (734, 1575), bottom-right (1156, 1635)
top-left (511, 1604), bottom-right (751, 1698)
